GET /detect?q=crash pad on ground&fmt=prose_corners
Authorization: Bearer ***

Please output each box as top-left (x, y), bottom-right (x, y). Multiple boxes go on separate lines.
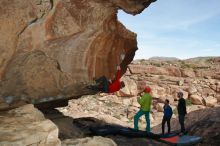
top-left (90, 125), bottom-right (202, 146)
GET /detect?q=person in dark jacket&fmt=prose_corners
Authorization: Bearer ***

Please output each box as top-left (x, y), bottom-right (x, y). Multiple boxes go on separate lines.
top-left (162, 99), bottom-right (173, 135)
top-left (177, 92), bottom-right (187, 133)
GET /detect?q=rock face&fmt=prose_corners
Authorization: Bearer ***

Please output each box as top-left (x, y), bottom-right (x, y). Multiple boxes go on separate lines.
top-left (0, 104), bottom-right (61, 146)
top-left (190, 94), bottom-right (204, 105)
top-left (0, 0), bottom-right (155, 105)
top-left (118, 76), bottom-right (138, 96)
top-left (119, 58), bottom-right (220, 108)
top-left (76, 57), bottom-right (220, 128)
top-left (58, 95), bottom-right (132, 127)
top-left (57, 58), bottom-right (214, 131)
top-left (62, 136), bottom-right (117, 146)
top-left (51, 57), bottom-right (219, 146)
top-left (204, 96), bottom-right (217, 107)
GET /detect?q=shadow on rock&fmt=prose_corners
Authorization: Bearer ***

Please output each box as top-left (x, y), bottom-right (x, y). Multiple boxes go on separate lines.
top-left (40, 108), bottom-right (168, 146)
top-left (152, 106), bottom-right (220, 146)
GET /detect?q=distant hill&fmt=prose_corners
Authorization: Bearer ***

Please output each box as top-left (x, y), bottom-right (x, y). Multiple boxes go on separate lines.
top-left (148, 56), bottom-right (180, 61)
top-left (186, 56), bottom-right (220, 62)
top-left (145, 56), bottom-right (220, 62)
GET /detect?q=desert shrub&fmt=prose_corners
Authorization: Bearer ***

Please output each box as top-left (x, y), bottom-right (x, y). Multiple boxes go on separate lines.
top-left (185, 99), bottom-right (192, 106)
top-left (206, 58), bottom-right (214, 63)
top-left (180, 62), bottom-right (192, 68)
top-left (159, 76), bottom-right (165, 79)
top-left (173, 108), bottom-right (178, 115)
top-left (152, 63), bottom-right (161, 67)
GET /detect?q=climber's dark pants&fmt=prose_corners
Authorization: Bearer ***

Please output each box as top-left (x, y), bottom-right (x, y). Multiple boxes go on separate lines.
top-left (162, 116), bottom-right (171, 134)
top-left (95, 76), bottom-right (109, 93)
top-left (179, 114), bottom-right (185, 133)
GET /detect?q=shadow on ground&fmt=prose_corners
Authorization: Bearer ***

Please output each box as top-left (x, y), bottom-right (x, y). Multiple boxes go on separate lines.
top-left (39, 108), bottom-right (168, 146)
top-left (39, 106), bottom-right (220, 146)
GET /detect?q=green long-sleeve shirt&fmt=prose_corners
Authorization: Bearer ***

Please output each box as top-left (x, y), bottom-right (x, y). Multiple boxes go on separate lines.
top-left (138, 93), bottom-right (152, 111)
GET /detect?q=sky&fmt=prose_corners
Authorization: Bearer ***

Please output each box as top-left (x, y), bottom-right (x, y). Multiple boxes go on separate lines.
top-left (118, 0), bottom-right (220, 59)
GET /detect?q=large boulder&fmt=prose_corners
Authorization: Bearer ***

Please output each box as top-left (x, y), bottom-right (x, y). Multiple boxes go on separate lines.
top-left (190, 94), bottom-right (204, 105)
top-left (187, 105), bottom-right (206, 113)
top-left (117, 76), bottom-right (138, 96)
top-left (156, 103), bottom-right (164, 112)
top-left (150, 85), bottom-right (167, 98)
top-left (181, 69), bottom-right (196, 77)
top-left (204, 96), bottom-right (218, 107)
top-left (188, 86), bottom-right (197, 95)
top-left (129, 65), bottom-right (181, 77)
top-left (129, 65), bottom-right (168, 75)
top-left (0, 104), bottom-right (60, 146)
top-left (62, 136), bottom-right (117, 146)
top-left (165, 67), bottom-right (182, 77)
top-left (217, 95), bottom-right (220, 102)
top-left (201, 87), bottom-right (216, 97)
top-left (158, 96), bottom-right (175, 105)
top-left (170, 87), bottom-right (188, 100)
top-left (0, 0), bottom-right (156, 106)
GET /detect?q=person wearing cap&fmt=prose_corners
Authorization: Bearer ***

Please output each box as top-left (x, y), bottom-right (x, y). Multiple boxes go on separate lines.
top-left (134, 86), bottom-right (152, 133)
top-left (177, 92), bottom-right (187, 134)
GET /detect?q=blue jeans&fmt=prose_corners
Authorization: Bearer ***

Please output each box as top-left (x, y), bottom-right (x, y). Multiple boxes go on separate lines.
top-left (134, 110), bottom-right (150, 132)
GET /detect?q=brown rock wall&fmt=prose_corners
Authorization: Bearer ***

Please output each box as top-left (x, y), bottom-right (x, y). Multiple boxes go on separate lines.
top-left (121, 58), bottom-right (220, 110)
top-left (0, 0), bottom-right (51, 79)
top-left (0, 0), bottom-right (155, 105)
top-left (0, 104), bottom-right (61, 146)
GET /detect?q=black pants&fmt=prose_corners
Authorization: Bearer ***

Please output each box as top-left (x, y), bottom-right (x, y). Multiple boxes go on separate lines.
top-left (162, 116), bottom-right (171, 134)
top-left (179, 114), bottom-right (185, 133)
top-left (95, 76), bottom-right (109, 93)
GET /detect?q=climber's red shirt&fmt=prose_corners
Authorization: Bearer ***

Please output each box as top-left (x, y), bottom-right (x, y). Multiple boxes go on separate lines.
top-left (108, 69), bottom-right (121, 93)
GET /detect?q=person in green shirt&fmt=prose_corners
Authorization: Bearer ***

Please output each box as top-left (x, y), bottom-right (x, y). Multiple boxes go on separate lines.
top-left (134, 86), bottom-right (152, 133)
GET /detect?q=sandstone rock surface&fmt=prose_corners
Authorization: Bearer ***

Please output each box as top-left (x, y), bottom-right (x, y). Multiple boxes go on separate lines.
top-left (190, 94), bottom-right (204, 105)
top-left (188, 86), bottom-right (197, 94)
top-left (117, 76), bottom-right (138, 96)
top-left (0, 104), bottom-right (61, 146)
top-left (54, 58), bottom-right (219, 146)
top-left (62, 136), bottom-right (117, 146)
top-left (0, 0), bottom-right (155, 106)
top-left (121, 58), bottom-right (219, 109)
top-left (204, 96), bottom-right (218, 107)
top-left (156, 103), bottom-right (164, 112)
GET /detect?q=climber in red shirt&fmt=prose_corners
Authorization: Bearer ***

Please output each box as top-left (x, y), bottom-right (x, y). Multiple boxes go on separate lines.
top-left (108, 66), bottom-right (124, 93)
top-left (88, 65), bottom-right (125, 93)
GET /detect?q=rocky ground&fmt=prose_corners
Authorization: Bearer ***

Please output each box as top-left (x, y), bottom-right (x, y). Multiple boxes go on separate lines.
top-left (54, 57), bottom-right (220, 145)
top-left (54, 57), bottom-right (220, 131)
top-left (0, 57), bottom-right (220, 146)
top-left (52, 93), bottom-right (219, 146)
